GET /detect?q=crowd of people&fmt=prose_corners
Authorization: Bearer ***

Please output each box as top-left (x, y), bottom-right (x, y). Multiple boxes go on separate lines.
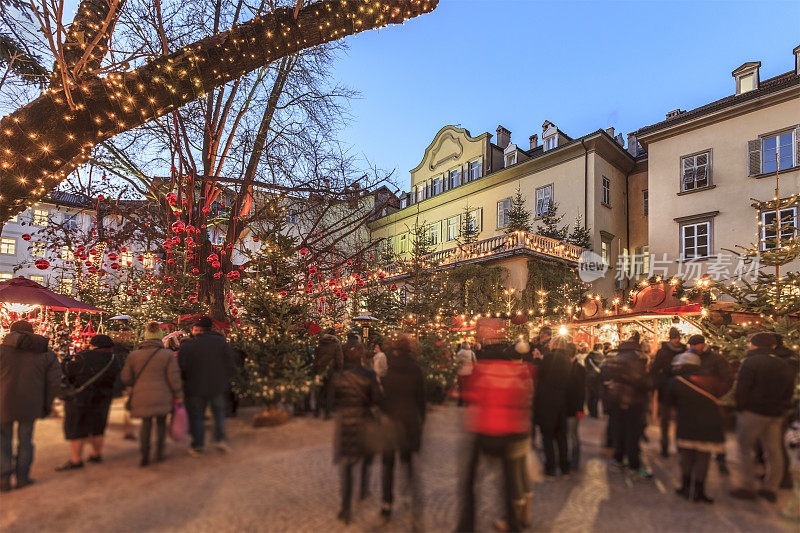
top-left (0, 316), bottom-right (235, 490)
top-left (0, 314), bottom-right (798, 532)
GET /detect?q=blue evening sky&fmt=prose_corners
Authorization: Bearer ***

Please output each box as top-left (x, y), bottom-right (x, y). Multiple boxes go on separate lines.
top-left (332, 0), bottom-right (800, 191)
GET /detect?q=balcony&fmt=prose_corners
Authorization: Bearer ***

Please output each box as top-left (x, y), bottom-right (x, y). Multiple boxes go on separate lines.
top-left (380, 231), bottom-right (582, 279)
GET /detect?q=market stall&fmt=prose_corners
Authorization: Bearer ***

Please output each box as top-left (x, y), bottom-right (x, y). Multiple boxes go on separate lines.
top-left (0, 276), bottom-right (106, 354)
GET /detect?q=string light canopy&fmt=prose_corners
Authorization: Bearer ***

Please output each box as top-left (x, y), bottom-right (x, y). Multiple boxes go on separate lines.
top-left (0, 0), bottom-right (439, 222)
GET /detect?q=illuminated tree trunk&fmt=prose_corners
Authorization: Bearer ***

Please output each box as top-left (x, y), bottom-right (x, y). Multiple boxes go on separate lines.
top-left (0, 0), bottom-right (437, 221)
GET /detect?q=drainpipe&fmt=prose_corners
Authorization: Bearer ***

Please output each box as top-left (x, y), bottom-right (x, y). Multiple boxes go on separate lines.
top-left (580, 139), bottom-right (588, 230)
top-left (625, 170), bottom-right (631, 292)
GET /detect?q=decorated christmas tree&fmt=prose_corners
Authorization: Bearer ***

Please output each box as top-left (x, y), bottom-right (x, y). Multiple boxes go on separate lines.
top-left (459, 205), bottom-right (480, 245)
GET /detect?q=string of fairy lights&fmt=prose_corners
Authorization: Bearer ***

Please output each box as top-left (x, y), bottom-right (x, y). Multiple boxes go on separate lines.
top-left (0, 0), bottom-right (438, 221)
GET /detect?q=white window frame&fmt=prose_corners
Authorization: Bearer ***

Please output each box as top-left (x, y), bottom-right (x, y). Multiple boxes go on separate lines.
top-left (64, 214), bottom-right (78, 231)
top-left (398, 233), bottom-right (408, 254)
top-left (681, 151), bottom-right (711, 192)
top-left (468, 208), bottom-right (482, 234)
top-left (449, 168), bottom-right (461, 189)
top-left (0, 237), bottom-right (16, 255)
top-left (680, 220), bottom-right (712, 260)
top-left (60, 246), bottom-right (72, 260)
top-left (762, 131), bottom-right (795, 174)
top-left (143, 254), bottom-right (155, 269)
top-left (504, 153), bottom-right (517, 167)
top-left (535, 185), bottom-right (553, 218)
top-left (601, 177), bottom-right (611, 206)
top-left (497, 198), bottom-right (511, 229)
top-left (427, 222), bottom-right (441, 246)
top-left (447, 217), bottom-right (459, 242)
top-left (29, 275), bottom-right (44, 283)
top-left (432, 176), bottom-right (442, 196)
top-left (760, 206), bottom-right (798, 250)
top-left (416, 183), bottom-right (426, 202)
top-left (59, 278), bottom-right (73, 294)
top-left (468, 160), bottom-right (481, 182)
top-left (32, 208), bottom-right (48, 226)
top-left (120, 251), bottom-right (133, 264)
top-left (0, 273), bottom-right (12, 280)
top-left (543, 137), bottom-right (556, 151)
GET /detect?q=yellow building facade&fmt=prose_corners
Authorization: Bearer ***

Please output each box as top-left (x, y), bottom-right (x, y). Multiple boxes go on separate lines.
top-left (370, 123), bottom-right (639, 297)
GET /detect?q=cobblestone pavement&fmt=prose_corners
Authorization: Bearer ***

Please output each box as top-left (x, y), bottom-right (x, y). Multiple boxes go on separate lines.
top-left (0, 401), bottom-right (796, 532)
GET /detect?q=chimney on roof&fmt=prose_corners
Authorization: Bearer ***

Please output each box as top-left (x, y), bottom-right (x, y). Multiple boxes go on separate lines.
top-left (627, 133), bottom-right (641, 157)
top-left (615, 133), bottom-right (625, 147)
top-left (605, 127), bottom-right (615, 138)
top-left (496, 125), bottom-right (511, 150)
top-left (665, 108), bottom-right (686, 120)
top-left (794, 44), bottom-right (800, 75)
top-left (529, 134), bottom-right (538, 150)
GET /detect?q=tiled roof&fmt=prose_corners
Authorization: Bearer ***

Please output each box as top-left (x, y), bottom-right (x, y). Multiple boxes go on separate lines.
top-left (635, 70), bottom-right (799, 136)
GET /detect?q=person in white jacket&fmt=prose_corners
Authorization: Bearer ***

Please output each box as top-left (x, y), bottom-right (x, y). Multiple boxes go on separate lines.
top-left (456, 342), bottom-right (476, 407)
top-left (372, 342), bottom-right (388, 380)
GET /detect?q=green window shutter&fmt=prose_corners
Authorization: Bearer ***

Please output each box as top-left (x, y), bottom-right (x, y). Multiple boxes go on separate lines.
top-left (748, 139), bottom-right (761, 176)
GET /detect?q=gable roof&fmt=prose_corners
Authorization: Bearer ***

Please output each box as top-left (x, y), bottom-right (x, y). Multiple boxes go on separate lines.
top-left (635, 70), bottom-right (799, 137)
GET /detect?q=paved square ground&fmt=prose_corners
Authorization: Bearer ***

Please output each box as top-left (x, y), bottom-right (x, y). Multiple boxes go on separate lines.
top-left (0, 401), bottom-right (795, 532)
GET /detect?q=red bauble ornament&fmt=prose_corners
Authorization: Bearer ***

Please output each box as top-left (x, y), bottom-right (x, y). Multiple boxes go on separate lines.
top-left (110, 262), bottom-right (120, 270)
top-left (76, 245), bottom-right (85, 253)
top-left (206, 253), bottom-right (219, 264)
top-left (252, 237), bottom-right (259, 242)
top-left (191, 268), bottom-right (199, 274)
top-left (136, 255), bottom-right (144, 261)
top-left (166, 193), bottom-right (178, 206)
top-left (107, 252), bottom-right (117, 260)
top-left (171, 221), bottom-right (186, 234)
top-left (21, 234), bottom-right (31, 241)
top-left (213, 273), bottom-right (221, 279)
top-left (226, 271), bottom-right (240, 280)
top-left (299, 248), bottom-right (308, 256)
top-left (309, 265), bottom-right (317, 273)
top-left (34, 258), bottom-right (49, 270)
top-left (167, 259), bottom-right (176, 265)
top-left (202, 207), bottom-right (211, 215)
top-left (212, 261), bottom-right (221, 269)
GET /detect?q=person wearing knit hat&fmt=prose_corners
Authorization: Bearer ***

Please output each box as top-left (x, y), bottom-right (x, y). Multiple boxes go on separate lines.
top-left (142, 321), bottom-right (165, 341)
top-left (651, 326), bottom-right (687, 457)
top-left (731, 331), bottom-right (794, 502)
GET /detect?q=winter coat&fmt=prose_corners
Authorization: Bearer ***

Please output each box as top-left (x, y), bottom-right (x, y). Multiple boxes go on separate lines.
top-left (697, 349), bottom-right (733, 390)
top-left (379, 352), bottom-right (426, 452)
top-left (121, 339), bottom-right (183, 418)
top-left (566, 359), bottom-right (586, 416)
top-left (331, 365), bottom-right (380, 461)
top-left (456, 348), bottom-right (476, 376)
top-left (650, 341), bottom-right (686, 397)
top-left (602, 341), bottom-right (650, 409)
top-left (666, 368), bottom-right (727, 452)
top-left (0, 331), bottom-right (61, 423)
top-left (533, 347), bottom-right (572, 428)
top-left (314, 334), bottom-right (343, 373)
top-left (62, 347), bottom-right (121, 406)
top-left (584, 350), bottom-right (604, 385)
top-left (465, 344), bottom-right (534, 436)
top-left (178, 332), bottom-right (234, 397)
top-left (735, 348), bottom-right (795, 417)
top-left (775, 344), bottom-right (800, 385)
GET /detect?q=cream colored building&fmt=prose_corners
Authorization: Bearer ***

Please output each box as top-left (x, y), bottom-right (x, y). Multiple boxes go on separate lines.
top-left (635, 46), bottom-right (800, 283)
top-left (370, 122), bottom-right (640, 296)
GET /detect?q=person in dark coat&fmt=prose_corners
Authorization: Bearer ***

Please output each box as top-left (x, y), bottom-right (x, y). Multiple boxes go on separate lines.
top-left (773, 334), bottom-right (799, 489)
top-left (584, 343), bottom-right (604, 418)
top-left (666, 351), bottom-right (728, 503)
top-left (378, 335), bottom-right (426, 523)
top-left (178, 316), bottom-right (234, 456)
top-left (314, 331), bottom-right (343, 419)
top-left (603, 333), bottom-right (652, 478)
top-left (566, 343), bottom-right (586, 470)
top-left (730, 332), bottom-right (795, 503)
top-left (57, 334), bottom-right (121, 471)
top-left (534, 335), bottom-right (572, 477)
top-left (0, 321), bottom-right (61, 491)
top-left (686, 335), bottom-right (733, 473)
top-left (330, 340), bottom-right (380, 524)
top-left (650, 327), bottom-right (685, 457)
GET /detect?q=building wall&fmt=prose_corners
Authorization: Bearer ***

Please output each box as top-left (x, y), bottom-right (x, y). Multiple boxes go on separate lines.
top-left (370, 126), bottom-right (636, 297)
top-left (645, 96), bottom-right (800, 280)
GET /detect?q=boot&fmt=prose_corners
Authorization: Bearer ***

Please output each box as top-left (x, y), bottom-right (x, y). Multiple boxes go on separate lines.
top-left (675, 476), bottom-right (691, 499)
top-left (693, 481), bottom-right (713, 504)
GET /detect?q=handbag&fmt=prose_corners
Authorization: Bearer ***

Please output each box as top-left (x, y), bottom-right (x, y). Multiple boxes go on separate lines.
top-left (170, 402), bottom-right (189, 441)
top-left (60, 353), bottom-right (116, 400)
top-left (125, 348), bottom-right (161, 411)
top-left (343, 372), bottom-right (397, 454)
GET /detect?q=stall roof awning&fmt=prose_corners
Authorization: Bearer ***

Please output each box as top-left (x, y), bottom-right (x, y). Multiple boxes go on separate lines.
top-left (0, 277), bottom-right (106, 313)
top-left (569, 304), bottom-right (702, 326)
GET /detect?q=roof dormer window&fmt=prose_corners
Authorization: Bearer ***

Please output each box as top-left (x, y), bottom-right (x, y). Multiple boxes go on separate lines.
top-left (505, 152), bottom-right (517, 167)
top-left (543, 137), bottom-right (556, 151)
top-left (732, 61), bottom-right (760, 95)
